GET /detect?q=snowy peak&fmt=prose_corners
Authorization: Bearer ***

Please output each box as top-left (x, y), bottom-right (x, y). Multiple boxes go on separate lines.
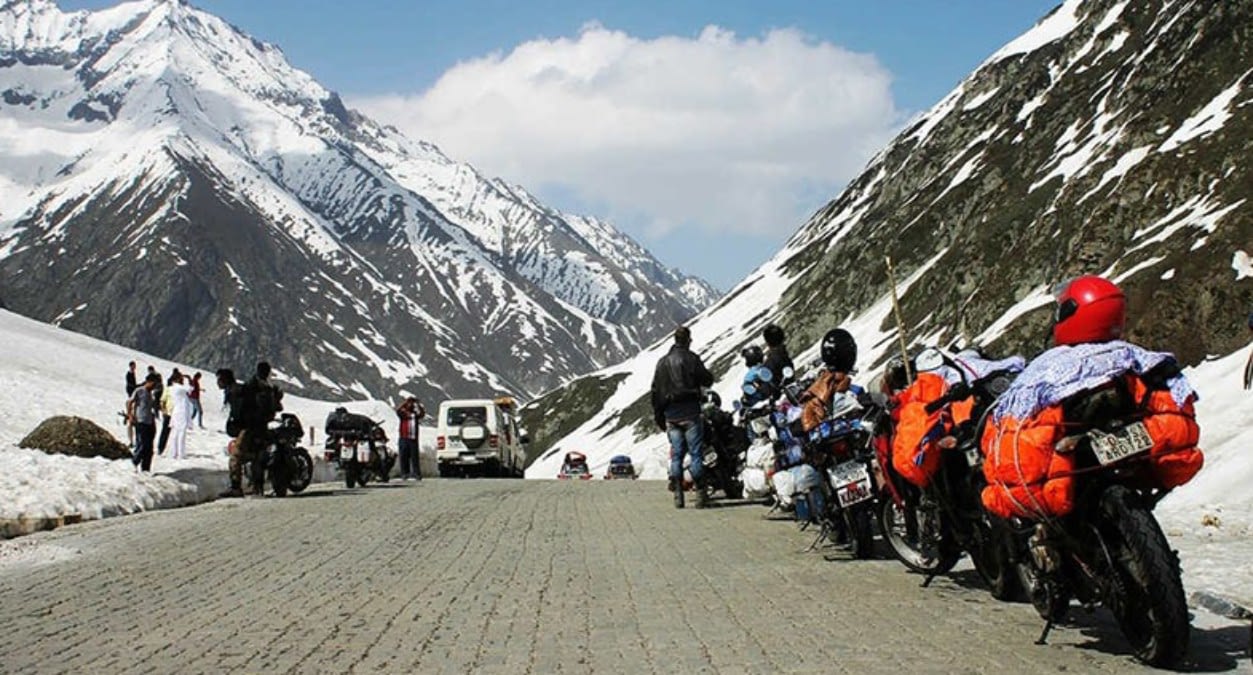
top-left (0, 0), bottom-right (716, 402)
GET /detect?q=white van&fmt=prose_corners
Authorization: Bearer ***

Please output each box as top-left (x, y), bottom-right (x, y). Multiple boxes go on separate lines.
top-left (435, 397), bottom-right (528, 477)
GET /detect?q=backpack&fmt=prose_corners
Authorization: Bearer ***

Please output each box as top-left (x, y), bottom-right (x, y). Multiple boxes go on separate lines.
top-left (242, 378), bottom-right (281, 426)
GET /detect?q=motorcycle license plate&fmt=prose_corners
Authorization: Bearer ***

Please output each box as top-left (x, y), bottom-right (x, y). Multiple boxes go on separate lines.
top-left (1090, 421), bottom-right (1154, 466)
top-left (829, 461), bottom-right (872, 508)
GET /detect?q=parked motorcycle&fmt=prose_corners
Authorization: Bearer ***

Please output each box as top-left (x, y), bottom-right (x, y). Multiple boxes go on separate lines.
top-left (699, 392), bottom-right (746, 500)
top-left (1004, 380), bottom-right (1194, 666)
top-left (803, 391), bottom-right (882, 560)
top-left (246, 412), bottom-right (314, 497)
top-left (878, 348), bottom-right (1025, 599)
top-left (324, 407), bottom-right (395, 488)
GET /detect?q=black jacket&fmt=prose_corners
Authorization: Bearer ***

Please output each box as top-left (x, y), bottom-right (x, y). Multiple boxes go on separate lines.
top-left (650, 345), bottom-right (714, 427)
top-left (764, 345), bottom-right (794, 386)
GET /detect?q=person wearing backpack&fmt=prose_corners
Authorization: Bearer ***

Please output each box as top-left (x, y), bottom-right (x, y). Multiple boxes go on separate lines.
top-left (217, 369), bottom-right (248, 498)
top-left (238, 361), bottom-right (283, 495)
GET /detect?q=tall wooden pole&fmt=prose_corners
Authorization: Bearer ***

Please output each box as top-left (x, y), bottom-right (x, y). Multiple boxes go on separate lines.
top-left (885, 256), bottom-right (913, 383)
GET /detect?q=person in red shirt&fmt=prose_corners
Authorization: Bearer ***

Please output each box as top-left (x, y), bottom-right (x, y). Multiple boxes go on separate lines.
top-left (396, 395), bottom-right (426, 480)
top-left (189, 372), bottom-right (204, 429)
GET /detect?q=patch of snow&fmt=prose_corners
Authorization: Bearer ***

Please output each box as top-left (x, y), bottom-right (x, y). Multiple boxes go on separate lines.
top-left (1159, 71), bottom-right (1251, 153)
top-left (1233, 251), bottom-right (1253, 280)
top-left (986, 0), bottom-right (1083, 63)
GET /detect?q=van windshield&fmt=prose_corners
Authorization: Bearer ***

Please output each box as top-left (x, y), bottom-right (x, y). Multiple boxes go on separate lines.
top-left (446, 406), bottom-right (488, 426)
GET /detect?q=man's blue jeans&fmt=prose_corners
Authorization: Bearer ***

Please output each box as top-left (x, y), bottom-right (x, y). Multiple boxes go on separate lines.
top-left (667, 418), bottom-right (703, 484)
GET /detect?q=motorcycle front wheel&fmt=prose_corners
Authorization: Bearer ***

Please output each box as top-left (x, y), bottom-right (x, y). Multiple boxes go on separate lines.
top-left (1098, 485), bottom-right (1189, 668)
top-left (345, 461), bottom-right (359, 489)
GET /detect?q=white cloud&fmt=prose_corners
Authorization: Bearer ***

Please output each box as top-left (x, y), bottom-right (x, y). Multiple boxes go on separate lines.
top-left (353, 24), bottom-right (900, 238)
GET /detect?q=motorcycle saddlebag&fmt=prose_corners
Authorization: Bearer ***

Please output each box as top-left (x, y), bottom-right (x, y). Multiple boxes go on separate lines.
top-left (891, 373), bottom-right (974, 488)
top-left (980, 373), bottom-right (1203, 520)
top-left (325, 408), bottom-right (376, 438)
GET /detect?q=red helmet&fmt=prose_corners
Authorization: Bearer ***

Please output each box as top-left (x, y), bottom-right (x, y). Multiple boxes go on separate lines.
top-left (1052, 275), bottom-right (1126, 345)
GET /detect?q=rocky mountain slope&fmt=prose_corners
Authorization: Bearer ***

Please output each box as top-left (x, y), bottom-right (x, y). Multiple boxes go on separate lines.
top-left (524, 0), bottom-right (1253, 476)
top-left (0, 0), bottom-right (715, 402)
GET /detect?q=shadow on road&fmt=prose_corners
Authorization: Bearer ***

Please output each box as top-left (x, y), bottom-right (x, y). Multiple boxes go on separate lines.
top-left (1063, 610), bottom-right (1248, 672)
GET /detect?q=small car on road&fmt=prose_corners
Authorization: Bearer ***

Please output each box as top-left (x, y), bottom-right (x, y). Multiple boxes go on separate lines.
top-left (558, 451), bottom-right (592, 480)
top-left (604, 455), bottom-right (637, 480)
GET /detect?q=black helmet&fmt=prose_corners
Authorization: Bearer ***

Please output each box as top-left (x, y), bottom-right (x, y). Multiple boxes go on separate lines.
top-left (703, 390), bottom-right (722, 408)
top-left (762, 323), bottom-right (786, 347)
top-left (820, 328), bottom-right (857, 371)
top-left (741, 345), bottom-right (764, 367)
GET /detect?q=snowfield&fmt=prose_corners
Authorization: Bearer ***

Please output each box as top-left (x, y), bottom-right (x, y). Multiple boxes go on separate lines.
top-left (0, 309), bottom-right (433, 530)
top-left (1, 307), bottom-right (1251, 613)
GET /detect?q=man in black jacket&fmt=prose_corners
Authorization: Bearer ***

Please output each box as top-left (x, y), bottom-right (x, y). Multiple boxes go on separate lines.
top-left (651, 326), bottom-right (714, 508)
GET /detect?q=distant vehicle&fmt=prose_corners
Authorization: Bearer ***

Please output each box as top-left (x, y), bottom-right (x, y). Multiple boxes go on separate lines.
top-left (558, 451), bottom-right (592, 480)
top-left (435, 396), bottom-right (528, 478)
top-left (604, 455), bottom-right (637, 480)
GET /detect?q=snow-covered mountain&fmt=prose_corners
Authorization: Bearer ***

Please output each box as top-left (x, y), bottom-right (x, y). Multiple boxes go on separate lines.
top-left (524, 0), bottom-right (1253, 476)
top-left (0, 0), bottom-right (716, 402)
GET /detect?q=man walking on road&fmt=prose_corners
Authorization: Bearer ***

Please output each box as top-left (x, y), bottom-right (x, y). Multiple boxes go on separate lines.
top-left (650, 326), bottom-right (714, 509)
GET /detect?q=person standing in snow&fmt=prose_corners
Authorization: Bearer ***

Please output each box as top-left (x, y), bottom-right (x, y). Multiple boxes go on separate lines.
top-left (125, 361), bottom-right (138, 397)
top-left (166, 372), bottom-right (194, 460)
top-left (124, 361), bottom-right (138, 448)
top-left (762, 324), bottom-right (795, 386)
top-left (189, 372), bottom-right (204, 429)
top-left (396, 395), bottom-right (426, 481)
top-left (157, 368), bottom-right (183, 455)
top-left (650, 326), bottom-right (715, 509)
top-left (127, 373), bottom-right (160, 472)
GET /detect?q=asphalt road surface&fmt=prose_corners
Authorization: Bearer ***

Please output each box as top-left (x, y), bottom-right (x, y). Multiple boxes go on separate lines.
top-left (1, 480), bottom-right (1249, 674)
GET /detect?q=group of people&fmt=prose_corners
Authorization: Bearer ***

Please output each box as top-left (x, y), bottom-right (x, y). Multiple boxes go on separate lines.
top-left (124, 361), bottom-right (206, 471)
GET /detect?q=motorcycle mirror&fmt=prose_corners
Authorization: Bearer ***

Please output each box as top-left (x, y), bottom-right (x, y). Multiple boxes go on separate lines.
top-left (915, 347), bottom-right (946, 373)
top-left (732, 400), bottom-right (743, 412)
top-left (782, 366), bottom-right (795, 380)
top-left (757, 367), bottom-right (773, 383)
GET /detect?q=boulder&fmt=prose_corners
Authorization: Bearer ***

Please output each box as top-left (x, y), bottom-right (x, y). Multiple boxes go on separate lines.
top-left (19, 416), bottom-right (130, 461)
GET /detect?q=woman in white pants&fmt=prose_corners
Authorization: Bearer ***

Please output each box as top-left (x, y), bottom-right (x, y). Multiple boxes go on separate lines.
top-left (168, 373), bottom-right (194, 460)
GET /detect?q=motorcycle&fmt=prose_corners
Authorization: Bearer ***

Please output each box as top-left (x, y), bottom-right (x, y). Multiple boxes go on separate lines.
top-left (246, 412), bottom-right (314, 497)
top-left (1005, 380), bottom-right (1194, 666)
top-left (699, 393), bottom-right (747, 500)
top-left (878, 348), bottom-right (1026, 600)
top-left (802, 390), bottom-right (882, 560)
top-left (324, 407), bottom-right (395, 488)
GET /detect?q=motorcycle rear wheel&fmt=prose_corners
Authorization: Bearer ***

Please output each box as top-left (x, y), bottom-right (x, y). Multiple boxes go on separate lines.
top-left (845, 503), bottom-right (876, 560)
top-left (1098, 485), bottom-right (1189, 668)
top-left (879, 498), bottom-right (959, 573)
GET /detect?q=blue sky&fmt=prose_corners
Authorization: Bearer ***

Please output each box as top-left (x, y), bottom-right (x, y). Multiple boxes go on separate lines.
top-left (65, 0), bottom-right (1060, 290)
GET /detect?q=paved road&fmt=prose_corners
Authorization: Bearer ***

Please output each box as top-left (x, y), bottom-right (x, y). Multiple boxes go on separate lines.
top-left (0, 480), bottom-right (1249, 674)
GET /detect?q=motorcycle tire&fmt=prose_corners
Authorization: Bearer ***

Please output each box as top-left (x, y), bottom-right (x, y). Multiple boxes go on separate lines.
top-left (845, 502), bottom-right (876, 560)
top-left (1098, 485), bottom-right (1190, 668)
top-left (345, 461), bottom-right (358, 489)
top-left (879, 497), bottom-right (960, 574)
top-left (969, 521), bottom-right (1026, 602)
top-left (288, 447), bottom-right (313, 493)
top-left (724, 478), bottom-right (744, 500)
